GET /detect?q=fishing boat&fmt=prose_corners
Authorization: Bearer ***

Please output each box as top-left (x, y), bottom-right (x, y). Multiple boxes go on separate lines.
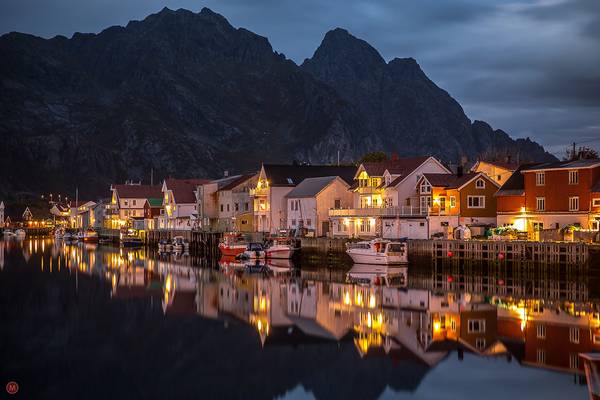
top-left (346, 264), bottom-right (408, 287)
top-left (54, 228), bottom-right (65, 239)
top-left (346, 239), bottom-right (408, 265)
top-left (265, 237), bottom-right (300, 259)
top-left (82, 228), bottom-right (99, 243)
top-left (15, 229), bottom-right (26, 238)
top-left (238, 242), bottom-right (266, 260)
top-left (218, 232), bottom-right (248, 257)
top-left (581, 353), bottom-right (600, 400)
top-left (120, 229), bottom-right (143, 248)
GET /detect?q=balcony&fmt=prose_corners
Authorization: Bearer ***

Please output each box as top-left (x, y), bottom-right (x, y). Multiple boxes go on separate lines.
top-left (329, 206), bottom-right (428, 218)
top-left (249, 187), bottom-right (268, 197)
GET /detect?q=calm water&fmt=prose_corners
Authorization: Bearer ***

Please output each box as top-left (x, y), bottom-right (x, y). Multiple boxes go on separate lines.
top-left (0, 238), bottom-right (594, 400)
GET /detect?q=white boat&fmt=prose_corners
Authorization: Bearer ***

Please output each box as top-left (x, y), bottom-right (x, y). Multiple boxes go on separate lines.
top-left (240, 243), bottom-right (266, 260)
top-left (346, 264), bottom-right (408, 287)
top-left (265, 237), bottom-right (299, 259)
top-left (15, 229), bottom-right (26, 238)
top-left (346, 239), bottom-right (408, 265)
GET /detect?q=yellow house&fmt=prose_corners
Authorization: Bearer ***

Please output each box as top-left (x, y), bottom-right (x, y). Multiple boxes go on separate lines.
top-left (471, 160), bottom-right (518, 186)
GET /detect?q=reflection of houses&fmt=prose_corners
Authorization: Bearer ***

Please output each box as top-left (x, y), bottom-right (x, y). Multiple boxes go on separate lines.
top-left (111, 267), bottom-right (162, 299)
top-left (251, 164), bottom-right (356, 233)
top-left (0, 201), bottom-right (4, 227)
top-left (330, 156), bottom-right (450, 239)
top-left (498, 301), bottom-right (600, 374)
top-left (416, 172), bottom-right (499, 237)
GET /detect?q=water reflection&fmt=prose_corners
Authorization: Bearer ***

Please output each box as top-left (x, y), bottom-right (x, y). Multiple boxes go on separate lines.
top-left (0, 237), bottom-right (593, 399)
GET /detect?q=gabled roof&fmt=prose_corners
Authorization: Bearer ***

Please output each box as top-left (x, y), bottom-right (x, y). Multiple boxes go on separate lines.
top-left (473, 160), bottom-right (519, 171)
top-left (421, 173), bottom-right (477, 189)
top-left (262, 164), bottom-right (356, 186)
top-left (147, 198), bottom-right (163, 207)
top-left (285, 176), bottom-right (344, 198)
top-left (520, 159), bottom-right (600, 172)
top-left (164, 178), bottom-right (210, 204)
top-left (360, 156), bottom-right (431, 177)
top-left (494, 163), bottom-right (540, 197)
top-left (218, 174), bottom-right (256, 191)
top-left (113, 184), bottom-right (162, 199)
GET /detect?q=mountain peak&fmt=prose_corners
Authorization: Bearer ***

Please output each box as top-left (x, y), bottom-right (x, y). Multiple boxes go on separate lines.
top-left (305, 28), bottom-right (385, 68)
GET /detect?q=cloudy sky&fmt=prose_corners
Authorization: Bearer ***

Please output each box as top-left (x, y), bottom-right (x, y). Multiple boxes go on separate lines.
top-left (2, 0), bottom-right (599, 156)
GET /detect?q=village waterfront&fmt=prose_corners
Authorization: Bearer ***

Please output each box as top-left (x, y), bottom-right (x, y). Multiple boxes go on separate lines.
top-left (0, 236), bottom-right (595, 399)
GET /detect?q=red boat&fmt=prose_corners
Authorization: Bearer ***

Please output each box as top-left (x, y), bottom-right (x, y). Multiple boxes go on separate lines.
top-left (218, 233), bottom-right (247, 257)
top-left (82, 228), bottom-right (99, 243)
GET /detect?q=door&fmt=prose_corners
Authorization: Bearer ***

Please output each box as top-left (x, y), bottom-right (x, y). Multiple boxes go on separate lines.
top-left (321, 221), bottom-right (330, 237)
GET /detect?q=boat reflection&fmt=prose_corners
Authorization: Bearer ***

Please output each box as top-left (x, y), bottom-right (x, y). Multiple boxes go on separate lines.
top-left (3, 237), bottom-right (599, 379)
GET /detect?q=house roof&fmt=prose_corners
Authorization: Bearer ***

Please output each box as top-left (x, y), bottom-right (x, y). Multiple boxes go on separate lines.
top-left (164, 178), bottom-right (210, 204)
top-left (218, 174), bottom-right (256, 191)
top-left (520, 159), bottom-right (600, 172)
top-left (285, 176), bottom-right (342, 198)
top-left (474, 160), bottom-right (519, 171)
top-left (361, 156), bottom-right (431, 177)
top-left (262, 164), bottom-right (356, 186)
top-left (147, 198), bottom-right (163, 207)
top-left (422, 173), bottom-right (478, 189)
top-left (494, 163), bottom-right (540, 197)
top-left (113, 184), bottom-right (162, 199)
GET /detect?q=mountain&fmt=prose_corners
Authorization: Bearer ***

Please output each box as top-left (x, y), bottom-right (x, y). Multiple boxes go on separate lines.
top-left (0, 8), bottom-right (555, 198)
top-left (301, 28), bottom-right (554, 163)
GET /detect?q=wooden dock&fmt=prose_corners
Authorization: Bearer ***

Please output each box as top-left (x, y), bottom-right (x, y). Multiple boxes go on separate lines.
top-left (408, 239), bottom-right (592, 264)
top-left (146, 230), bottom-right (223, 258)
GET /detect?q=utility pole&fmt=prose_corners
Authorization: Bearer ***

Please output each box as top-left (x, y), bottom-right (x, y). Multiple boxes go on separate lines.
top-left (150, 168), bottom-right (154, 186)
top-left (572, 142), bottom-right (577, 160)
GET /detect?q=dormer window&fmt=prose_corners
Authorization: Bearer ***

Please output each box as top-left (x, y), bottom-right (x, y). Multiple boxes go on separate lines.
top-left (287, 178), bottom-right (293, 185)
top-left (420, 181), bottom-right (431, 194)
top-left (475, 178), bottom-right (485, 189)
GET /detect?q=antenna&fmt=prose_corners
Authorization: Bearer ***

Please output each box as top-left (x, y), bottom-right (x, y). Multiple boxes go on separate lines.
top-left (151, 168), bottom-right (154, 186)
top-left (337, 150), bottom-right (340, 166)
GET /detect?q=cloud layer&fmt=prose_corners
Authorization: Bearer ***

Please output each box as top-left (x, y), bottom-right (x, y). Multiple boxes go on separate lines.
top-left (1, 0), bottom-right (599, 156)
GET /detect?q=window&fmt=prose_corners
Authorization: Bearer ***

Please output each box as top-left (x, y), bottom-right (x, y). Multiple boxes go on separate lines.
top-left (360, 219), bottom-right (371, 233)
top-left (569, 196), bottom-right (579, 211)
top-left (537, 349), bottom-right (546, 364)
top-left (245, 202), bottom-right (249, 211)
top-left (420, 181), bottom-right (431, 194)
top-left (220, 204), bottom-right (224, 212)
top-left (475, 178), bottom-right (485, 189)
top-left (132, 200), bottom-right (137, 206)
top-left (451, 319), bottom-right (456, 331)
top-left (570, 327), bottom-right (580, 343)
top-left (533, 222), bottom-right (544, 231)
top-left (226, 204), bottom-right (230, 212)
top-left (476, 338), bottom-right (486, 350)
top-left (497, 175), bottom-right (502, 181)
top-left (536, 197), bottom-right (545, 211)
top-left (291, 219), bottom-right (296, 227)
top-left (592, 221), bottom-right (600, 231)
top-left (306, 218), bottom-right (311, 227)
top-left (593, 199), bottom-right (600, 207)
top-left (536, 324), bottom-right (546, 339)
top-left (536, 172), bottom-right (545, 186)
top-left (593, 333), bottom-right (600, 344)
top-left (450, 196), bottom-right (456, 208)
top-left (124, 200), bottom-right (129, 206)
top-left (334, 199), bottom-right (341, 209)
top-left (468, 319), bottom-right (486, 333)
top-left (467, 196), bottom-right (485, 209)
top-left (235, 203), bottom-right (239, 212)
top-left (569, 170), bottom-right (579, 185)
top-left (439, 197), bottom-right (446, 211)
top-left (570, 353), bottom-right (580, 369)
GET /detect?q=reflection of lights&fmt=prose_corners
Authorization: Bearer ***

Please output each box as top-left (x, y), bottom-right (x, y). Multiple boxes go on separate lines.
top-left (112, 274), bottom-right (117, 289)
top-left (434, 321), bottom-right (441, 332)
top-left (355, 291), bottom-right (363, 306)
top-left (367, 312), bottom-right (372, 328)
top-left (259, 297), bottom-right (267, 311)
top-left (369, 293), bottom-right (376, 308)
top-left (344, 291), bottom-right (351, 305)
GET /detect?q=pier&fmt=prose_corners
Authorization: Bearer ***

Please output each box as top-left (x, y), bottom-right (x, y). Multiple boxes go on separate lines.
top-left (146, 230), bottom-right (223, 258)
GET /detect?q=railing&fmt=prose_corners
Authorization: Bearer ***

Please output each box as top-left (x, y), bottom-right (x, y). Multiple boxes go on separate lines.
top-left (249, 187), bottom-right (268, 197)
top-left (328, 206), bottom-right (428, 218)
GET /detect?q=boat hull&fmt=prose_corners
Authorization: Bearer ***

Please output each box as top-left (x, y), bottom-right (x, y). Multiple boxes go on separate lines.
top-left (265, 246), bottom-right (297, 259)
top-left (219, 245), bottom-right (246, 257)
top-left (346, 251), bottom-right (408, 265)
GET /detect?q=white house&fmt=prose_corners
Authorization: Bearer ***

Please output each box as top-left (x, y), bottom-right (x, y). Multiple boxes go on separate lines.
top-left (250, 164), bottom-right (356, 234)
top-left (161, 178), bottom-right (210, 230)
top-left (330, 156), bottom-right (451, 239)
top-left (285, 176), bottom-right (352, 237)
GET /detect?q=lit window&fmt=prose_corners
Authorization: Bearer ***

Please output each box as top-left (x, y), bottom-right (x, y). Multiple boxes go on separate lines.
top-left (536, 172), bottom-right (545, 186)
top-left (593, 199), bottom-right (600, 207)
top-left (420, 181), bottom-right (432, 194)
top-left (569, 196), bottom-right (579, 212)
top-left (569, 170), bottom-right (579, 185)
top-left (450, 196), bottom-right (456, 208)
top-left (536, 197), bottom-right (545, 211)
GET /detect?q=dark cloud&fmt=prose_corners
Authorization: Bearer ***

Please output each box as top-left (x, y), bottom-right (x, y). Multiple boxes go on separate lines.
top-left (1, 0), bottom-right (598, 152)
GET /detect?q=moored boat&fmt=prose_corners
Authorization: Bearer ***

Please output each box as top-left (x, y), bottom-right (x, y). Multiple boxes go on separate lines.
top-left (83, 228), bottom-right (99, 243)
top-left (219, 232), bottom-right (248, 257)
top-left (346, 239), bottom-right (408, 265)
top-left (239, 242), bottom-right (266, 260)
top-left (265, 237), bottom-right (299, 259)
top-left (581, 353), bottom-right (600, 400)
top-left (120, 229), bottom-right (143, 248)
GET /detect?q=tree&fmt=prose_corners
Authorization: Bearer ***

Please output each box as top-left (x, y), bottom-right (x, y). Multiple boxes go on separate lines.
top-left (358, 151), bottom-right (388, 164)
top-left (564, 146), bottom-right (599, 161)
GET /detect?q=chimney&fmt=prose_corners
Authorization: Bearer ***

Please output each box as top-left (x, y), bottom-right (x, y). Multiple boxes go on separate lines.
top-left (457, 165), bottom-right (464, 177)
top-left (224, 170), bottom-right (229, 177)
